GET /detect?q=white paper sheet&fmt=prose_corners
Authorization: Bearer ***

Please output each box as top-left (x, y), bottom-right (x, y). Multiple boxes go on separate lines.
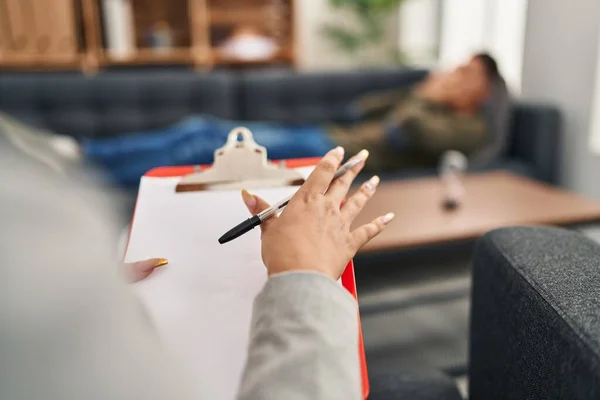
top-left (126, 168), bottom-right (313, 399)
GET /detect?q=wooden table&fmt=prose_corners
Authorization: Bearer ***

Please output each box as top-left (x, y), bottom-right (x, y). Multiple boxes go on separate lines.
top-left (353, 172), bottom-right (600, 253)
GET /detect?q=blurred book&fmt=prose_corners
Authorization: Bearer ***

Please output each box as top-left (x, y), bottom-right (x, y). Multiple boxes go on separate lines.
top-left (147, 20), bottom-right (174, 54)
top-left (32, 0), bottom-right (77, 57)
top-left (2, 0), bottom-right (37, 54)
top-left (102, 0), bottom-right (135, 58)
top-left (0, 3), bottom-right (4, 56)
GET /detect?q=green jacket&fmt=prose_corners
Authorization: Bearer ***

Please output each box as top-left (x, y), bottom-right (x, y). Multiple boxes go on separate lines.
top-left (326, 88), bottom-right (488, 171)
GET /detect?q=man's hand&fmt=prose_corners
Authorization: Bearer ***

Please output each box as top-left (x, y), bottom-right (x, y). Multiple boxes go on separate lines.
top-left (417, 71), bottom-right (463, 104)
top-left (124, 258), bottom-right (168, 283)
top-left (241, 147), bottom-right (394, 280)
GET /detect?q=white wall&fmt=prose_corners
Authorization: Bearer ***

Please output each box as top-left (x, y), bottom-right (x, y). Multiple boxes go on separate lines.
top-left (439, 0), bottom-right (527, 92)
top-left (438, 0), bottom-right (487, 66)
top-left (486, 0), bottom-right (528, 92)
top-left (521, 0), bottom-right (600, 198)
top-left (588, 31), bottom-right (600, 155)
top-left (397, 0), bottom-right (440, 66)
top-left (295, 0), bottom-right (399, 70)
top-left (295, 0), bottom-right (527, 87)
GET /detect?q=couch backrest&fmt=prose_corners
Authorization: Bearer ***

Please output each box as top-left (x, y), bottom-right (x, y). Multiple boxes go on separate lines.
top-left (238, 68), bottom-right (429, 124)
top-left (0, 68), bottom-right (429, 138)
top-left (0, 70), bottom-right (236, 139)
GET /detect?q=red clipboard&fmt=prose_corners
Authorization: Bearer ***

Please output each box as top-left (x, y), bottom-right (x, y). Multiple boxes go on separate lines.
top-left (135, 156), bottom-right (370, 399)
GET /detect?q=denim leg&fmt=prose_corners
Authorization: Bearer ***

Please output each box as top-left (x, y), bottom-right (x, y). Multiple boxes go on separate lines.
top-left (82, 116), bottom-right (221, 162)
top-left (90, 118), bottom-right (332, 188)
top-left (187, 119), bottom-right (334, 160)
top-left (246, 124), bottom-right (334, 160)
top-left (96, 117), bottom-right (230, 187)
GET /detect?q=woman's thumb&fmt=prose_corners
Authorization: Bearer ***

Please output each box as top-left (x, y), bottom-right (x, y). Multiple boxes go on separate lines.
top-left (241, 189), bottom-right (271, 214)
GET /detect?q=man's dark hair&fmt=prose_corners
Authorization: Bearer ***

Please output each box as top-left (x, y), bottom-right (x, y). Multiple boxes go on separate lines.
top-left (474, 52), bottom-right (500, 82)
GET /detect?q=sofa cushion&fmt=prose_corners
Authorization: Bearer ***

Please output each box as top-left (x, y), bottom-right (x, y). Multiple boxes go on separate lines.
top-left (0, 70), bottom-right (237, 139)
top-left (239, 68), bottom-right (428, 124)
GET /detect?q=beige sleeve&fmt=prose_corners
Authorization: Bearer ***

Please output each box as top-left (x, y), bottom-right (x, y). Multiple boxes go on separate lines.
top-left (0, 149), bottom-right (197, 400)
top-left (237, 272), bottom-right (361, 400)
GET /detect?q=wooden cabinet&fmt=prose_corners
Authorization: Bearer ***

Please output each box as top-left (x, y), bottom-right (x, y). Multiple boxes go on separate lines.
top-left (207, 0), bottom-right (294, 66)
top-left (0, 0), bottom-right (295, 71)
top-left (0, 0), bottom-right (80, 68)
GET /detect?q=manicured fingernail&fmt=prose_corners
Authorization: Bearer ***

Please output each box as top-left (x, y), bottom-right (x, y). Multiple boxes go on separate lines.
top-left (332, 146), bottom-right (345, 157)
top-left (364, 175), bottom-right (380, 191)
top-left (381, 212), bottom-right (395, 224)
top-left (356, 149), bottom-right (369, 161)
top-left (154, 258), bottom-right (169, 268)
top-left (242, 189), bottom-right (257, 210)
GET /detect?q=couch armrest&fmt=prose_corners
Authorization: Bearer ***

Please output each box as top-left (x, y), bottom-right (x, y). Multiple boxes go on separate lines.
top-left (470, 227), bottom-right (600, 399)
top-left (508, 103), bottom-right (562, 184)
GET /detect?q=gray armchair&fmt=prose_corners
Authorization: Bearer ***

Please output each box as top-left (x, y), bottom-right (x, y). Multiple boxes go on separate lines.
top-left (370, 226), bottom-right (600, 399)
top-left (470, 226), bottom-right (600, 399)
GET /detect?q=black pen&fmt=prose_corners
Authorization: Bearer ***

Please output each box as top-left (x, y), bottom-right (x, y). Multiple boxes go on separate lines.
top-left (218, 156), bottom-right (365, 244)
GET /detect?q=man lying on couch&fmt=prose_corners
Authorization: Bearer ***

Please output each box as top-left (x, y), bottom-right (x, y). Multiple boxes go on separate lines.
top-left (0, 53), bottom-right (509, 189)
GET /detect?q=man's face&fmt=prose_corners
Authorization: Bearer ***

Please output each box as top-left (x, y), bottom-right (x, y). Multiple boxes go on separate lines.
top-left (452, 57), bottom-right (491, 107)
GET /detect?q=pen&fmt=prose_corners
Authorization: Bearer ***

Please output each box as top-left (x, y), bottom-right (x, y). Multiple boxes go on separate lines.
top-left (218, 156), bottom-right (365, 244)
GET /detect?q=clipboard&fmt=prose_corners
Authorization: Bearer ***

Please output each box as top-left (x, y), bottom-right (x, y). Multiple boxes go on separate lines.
top-left (126, 127), bottom-right (369, 399)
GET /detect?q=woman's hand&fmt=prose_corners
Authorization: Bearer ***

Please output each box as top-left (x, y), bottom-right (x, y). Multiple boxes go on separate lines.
top-left (241, 147), bottom-right (394, 280)
top-left (124, 258), bottom-right (168, 283)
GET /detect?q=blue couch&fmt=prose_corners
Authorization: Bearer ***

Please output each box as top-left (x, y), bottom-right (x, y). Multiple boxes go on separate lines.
top-left (0, 69), bottom-right (561, 184)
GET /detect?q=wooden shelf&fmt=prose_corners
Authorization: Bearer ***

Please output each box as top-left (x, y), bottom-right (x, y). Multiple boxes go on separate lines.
top-left (212, 47), bottom-right (292, 66)
top-left (101, 47), bottom-right (193, 65)
top-left (0, 0), bottom-right (295, 71)
top-left (0, 54), bottom-right (83, 69)
top-left (209, 7), bottom-right (271, 25)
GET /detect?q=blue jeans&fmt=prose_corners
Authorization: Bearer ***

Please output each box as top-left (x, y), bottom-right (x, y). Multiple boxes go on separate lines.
top-left (83, 116), bottom-right (335, 188)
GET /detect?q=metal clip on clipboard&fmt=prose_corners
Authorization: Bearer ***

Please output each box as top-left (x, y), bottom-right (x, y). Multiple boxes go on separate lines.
top-left (175, 127), bottom-right (306, 193)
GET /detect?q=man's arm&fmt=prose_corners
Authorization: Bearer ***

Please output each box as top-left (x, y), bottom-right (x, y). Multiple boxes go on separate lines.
top-left (237, 272), bottom-right (361, 400)
top-left (403, 111), bottom-right (487, 157)
top-left (387, 96), bottom-right (488, 157)
top-left (344, 89), bottom-right (408, 122)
